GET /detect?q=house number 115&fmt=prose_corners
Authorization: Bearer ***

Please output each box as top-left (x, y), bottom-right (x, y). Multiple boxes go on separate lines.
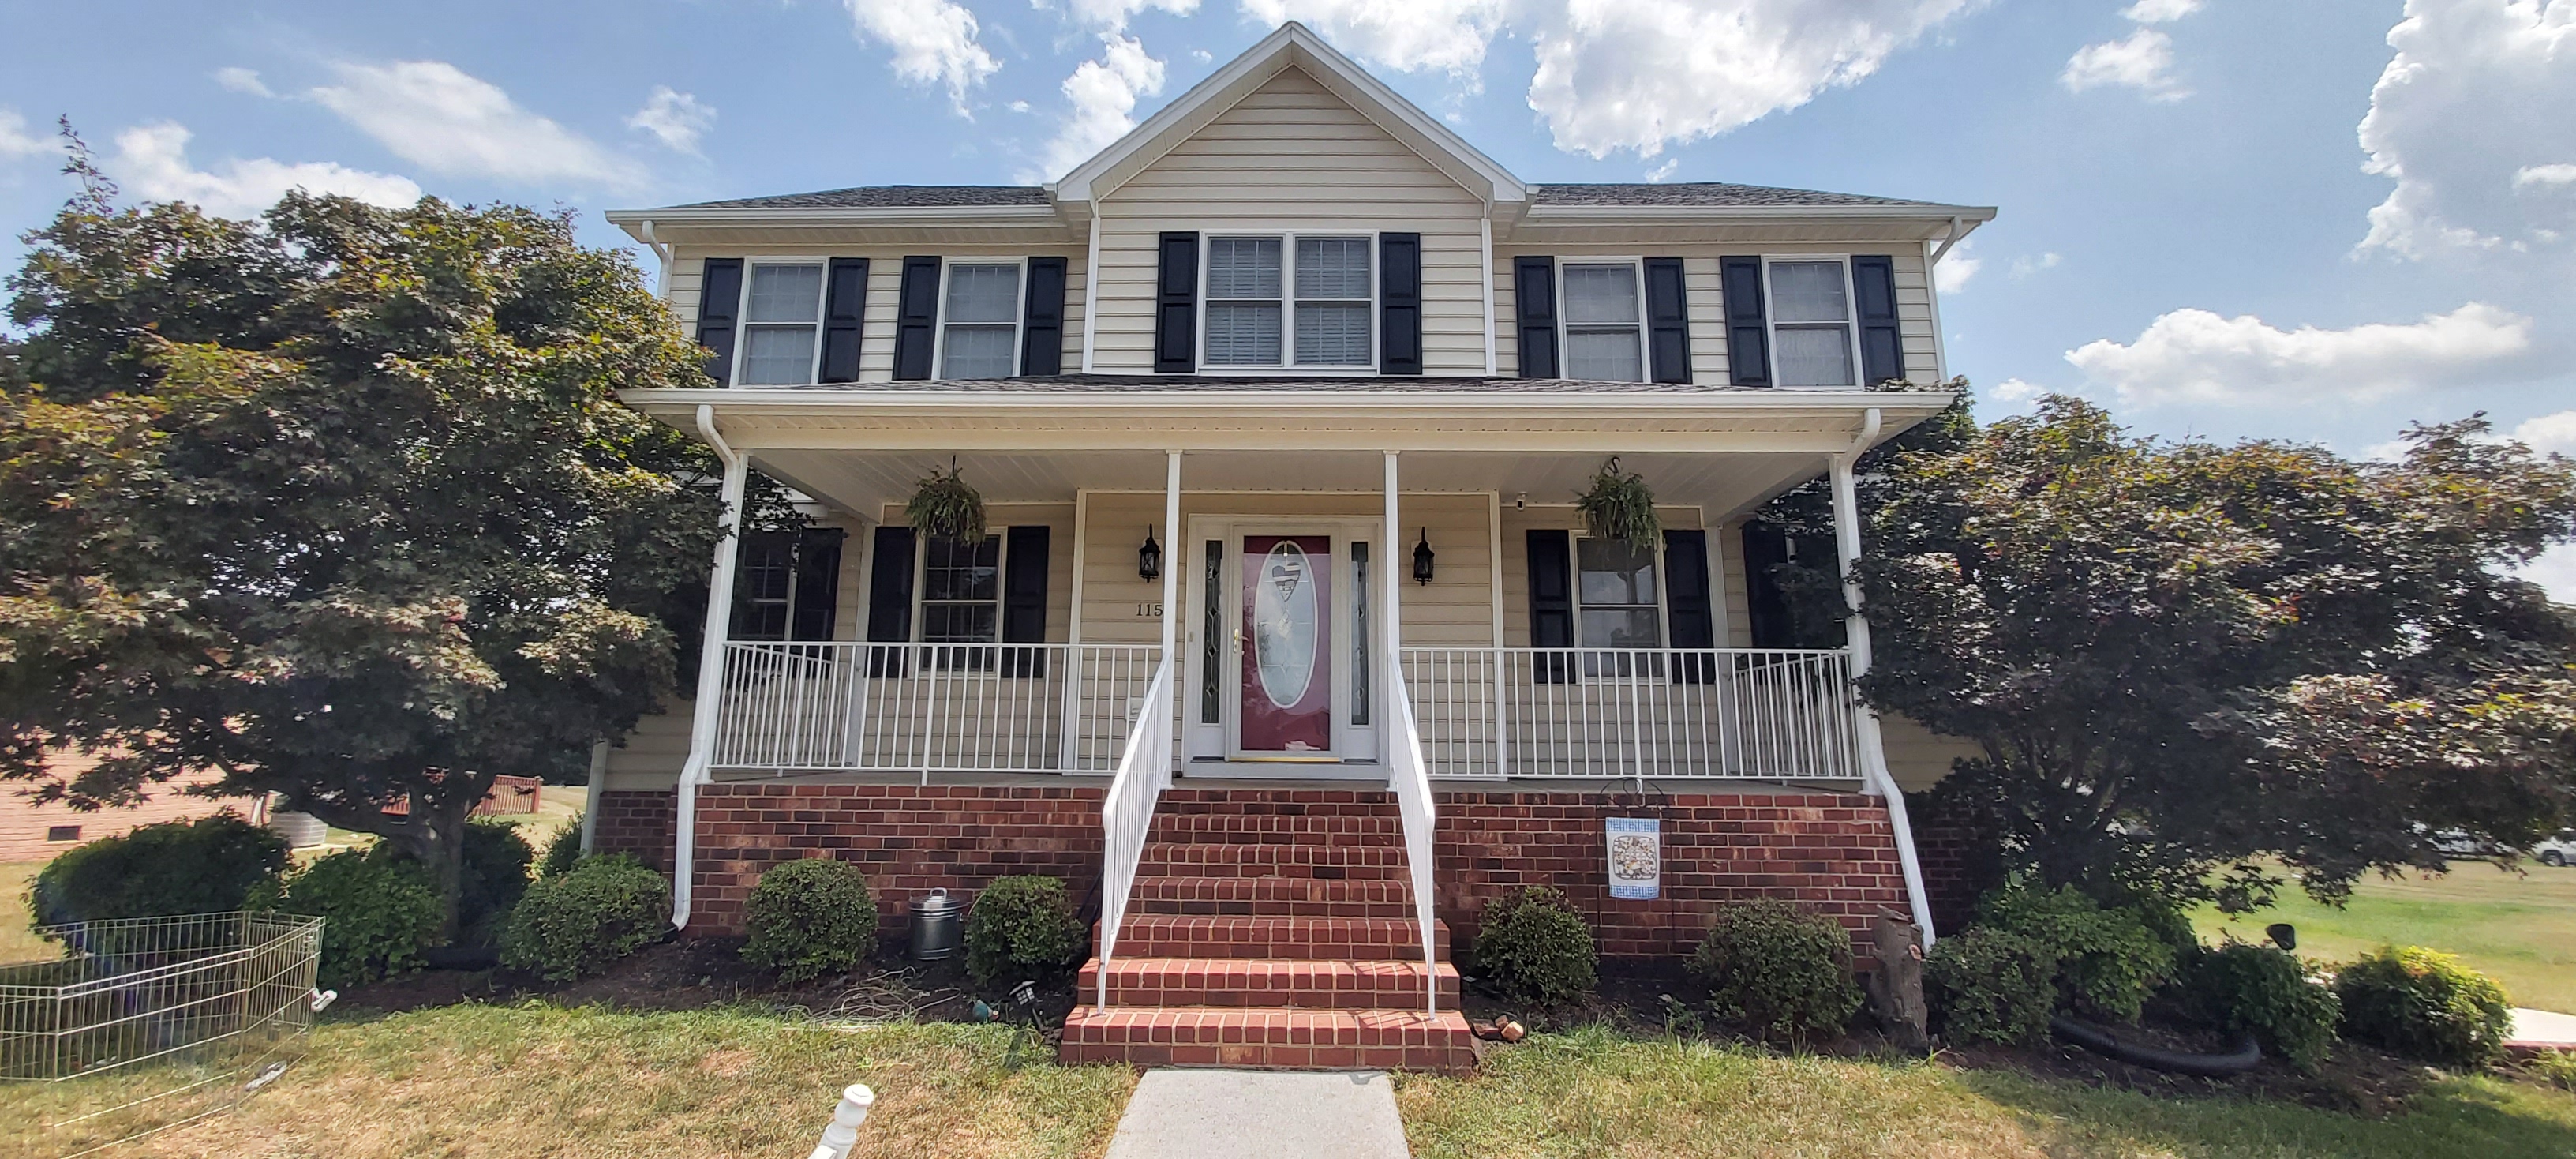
top-left (1135, 602), bottom-right (1163, 617)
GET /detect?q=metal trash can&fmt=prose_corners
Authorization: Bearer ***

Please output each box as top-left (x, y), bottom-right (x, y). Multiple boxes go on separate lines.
top-left (908, 888), bottom-right (964, 962)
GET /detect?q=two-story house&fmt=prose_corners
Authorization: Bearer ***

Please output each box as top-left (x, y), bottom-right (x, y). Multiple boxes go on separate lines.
top-left (591, 22), bottom-right (1991, 1071)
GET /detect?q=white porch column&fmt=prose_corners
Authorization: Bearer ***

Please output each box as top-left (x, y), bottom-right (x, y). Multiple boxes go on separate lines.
top-left (1828, 427), bottom-right (1938, 944)
top-left (672, 406), bottom-right (749, 930)
top-left (1382, 452), bottom-right (1402, 744)
top-left (1161, 451), bottom-right (1181, 662)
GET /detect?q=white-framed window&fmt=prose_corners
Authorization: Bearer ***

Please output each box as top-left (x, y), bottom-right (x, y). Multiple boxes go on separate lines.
top-left (919, 534), bottom-right (1002, 643)
top-left (736, 261), bottom-right (828, 385)
top-left (935, 260), bottom-right (1024, 381)
top-left (1763, 257), bottom-right (1861, 388)
top-left (1203, 233), bottom-right (1375, 369)
top-left (1559, 261), bottom-right (1646, 382)
top-left (734, 532), bottom-right (801, 640)
top-left (1574, 535), bottom-right (1664, 676)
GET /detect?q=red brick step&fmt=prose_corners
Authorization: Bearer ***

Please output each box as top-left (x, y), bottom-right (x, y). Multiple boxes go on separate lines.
top-left (1076, 956), bottom-right (1459, 1009)
top-left (1058, 1005), bottom-right (1476, 1073)
top-left (1104, 915), bottom-right (1450, 960)
top-left (1129, 875), bottom-right (1417, 918)
top-left (1136, 842), bottom-right (1410, 880)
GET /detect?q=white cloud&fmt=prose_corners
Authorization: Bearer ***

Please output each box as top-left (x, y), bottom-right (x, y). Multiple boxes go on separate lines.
top-left (2515, 163), bottom-right (2576, 189)
top-left (1190, 47), bottom-right (1214, 62)
top-left (0, 107), bottom-right (51, 159)
top-left (1645, 158), bottom-right (1679, 182)
top-left (1245, 0), bottom-right (1979, 156)
top-left (213, 67), bottom-right (273, 97)
top-left (105, 122), bottom-right (421, 219)
top-left (2511, 409), bottom-right (2576, 456)
top-left (842, 0), bottom-right (1002, 111)
top-left (2065, 302), bottom-right (2535, 407)
top-left (1029, 35), bottom-right (1166, 181)
top-left (1933, 237), bottom-right (1980, 293)
top-left (2356, 0), bottom-right (2576, 259)
top-left (1062, 0), bottom-right (1200, 32)
top-left (627, 86), bottom-right (716, 155)
top-left (2518, 543), bottom-right (2576, 602)
top-left (2062, 28), bottom-right (2188, 99)
top-left (2120, 0), bottom-right (2203, 23)
top-left (2009, 251), bottom-right (2061, 277)
top-left (310, 61), bottom-right (642, 187)
top-left (1990, 377), bottom-right (2042, 403)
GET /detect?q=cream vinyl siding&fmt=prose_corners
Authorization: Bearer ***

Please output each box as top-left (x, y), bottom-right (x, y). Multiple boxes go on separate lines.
top-left (1075, 492), bottom-right (1495, 648)
top-left (668, 248), bottom-right (1088, 383)
top-left (1089, 66), bottom-right (1489, 375)
top-left (1492, 247), bottom-right (1940, 385)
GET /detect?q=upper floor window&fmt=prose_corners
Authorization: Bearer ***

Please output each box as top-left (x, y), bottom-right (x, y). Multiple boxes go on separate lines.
top-left (1560, 262), bottom-right (1646, 382)
top-left (739, 262), bottom-right (826, 385)
top-left (1765, 259), bottom-right (1860, 388)
top-left (1204, 234), bottom-right (1372, 369)
top-left (938, 261), bottom-right (1022, 380)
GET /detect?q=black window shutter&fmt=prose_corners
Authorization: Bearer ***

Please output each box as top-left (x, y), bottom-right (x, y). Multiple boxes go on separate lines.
top-left (788, 527), bottom-right (846, 641)
top-left (696, 258), bottom-right (743, 385)
top-left (1526, 528), bottom-right (1573, 684)
top-left (818, 258), bottom-right (869, 384)
top-left (1852, 255), bottom-right (1904, 387)
top-left (865, 525), bottom-right (916, 674)
top-left (1001, 525), bottom-right (1051, 677)
top-left (892, 257), bottom-right (941, 381)
top-left (1740, 522), bottom-right (1791, 649)
top-left (1643, 257), bottom-right (1691, 384)
top-left (1664, 529), bottom-right (1715, 683)
top-left (1379, 232), bottom-right (1423, 375)
top-left (1513, 257), bottom-right (1558, 379)
top-left (1153, 232), bottom-right (1198, 373)
top-left (1019, 257), bottom-right (1068, 376)
top-left (1720, 257), bottom-right (1771, 388)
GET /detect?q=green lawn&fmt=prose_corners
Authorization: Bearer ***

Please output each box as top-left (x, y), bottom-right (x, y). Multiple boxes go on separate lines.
top-left (1396, 1026), bottom-right (2576, 1159)
top-left (2195, 861), bottom-right (2576, 1014)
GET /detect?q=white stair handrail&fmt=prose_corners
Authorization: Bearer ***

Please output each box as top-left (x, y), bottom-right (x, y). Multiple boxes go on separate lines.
top-left (1095, 657), bottom-right (1175, 1007)
top-left (1384, 664), bottom-right (1440, 1019)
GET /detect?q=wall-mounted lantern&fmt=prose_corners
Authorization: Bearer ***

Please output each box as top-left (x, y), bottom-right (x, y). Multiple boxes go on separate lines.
top-left (1412, 528), bottom-right (1436, 585)
top-left (1139, 525), bottom-right (1163, 583)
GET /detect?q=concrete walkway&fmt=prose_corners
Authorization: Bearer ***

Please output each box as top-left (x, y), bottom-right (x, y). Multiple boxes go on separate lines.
top-left (1103, 1069), bottom-right (1412, 1159)
top-left (2508, 1007), bottom-right (2576, 1052)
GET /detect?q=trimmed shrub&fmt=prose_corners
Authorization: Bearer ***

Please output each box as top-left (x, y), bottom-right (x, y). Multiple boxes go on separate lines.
top-left (1470, 887), bottom-right (1598, 1006)
top-left (743, 858), bottom-right (878, 982)
top-left (1926, 927), bottom-right (2054, 1046)
top-left (963, 876), bottom-right (1084, 987)
top-left (538, 817), bottom-right (585, 878)
top-left (2181, 941), bottom-right (2341, 1071)
top-left (1690, 898), bottom-right (1863, 1045)
top-left (256, 846), bottom-right (443, 989)
top-left (1977, 884), bottom-right (2177, 1023)
top-left (451, 820), bottom-right (534, 947)
top-left (29, 813), bottom-right (288, 928)
top-left (500, 856), bottom-right (671, 982)
top-left (2334, 945), bottom-right (2511, 1067)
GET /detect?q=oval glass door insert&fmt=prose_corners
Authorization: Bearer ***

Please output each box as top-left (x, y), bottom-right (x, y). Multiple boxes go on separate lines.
top-left (1252, 541), bottom-right (1319, 708)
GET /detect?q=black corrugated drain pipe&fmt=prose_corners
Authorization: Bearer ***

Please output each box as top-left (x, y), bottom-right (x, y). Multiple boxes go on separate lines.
top-left (2048, 1016), bottom-right (2262, 1077)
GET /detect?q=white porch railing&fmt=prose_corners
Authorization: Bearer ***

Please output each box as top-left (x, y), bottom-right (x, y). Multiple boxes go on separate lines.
top-left (1398, 647), bottom-right (1863, 782)
top-left (712, 642), bottom-right (1161, 774)
top-left (1094, 658), bottom-right (1177, 1007)
top-left (1383, 664), bottom-right (1441, 1018)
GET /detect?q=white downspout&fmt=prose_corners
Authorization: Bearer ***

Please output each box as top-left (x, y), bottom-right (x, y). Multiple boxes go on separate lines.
top-left (638, 219), bottom-right (673, 298)
top-left (1831, 408), bottom-right (1938, 945)
top-left (673, 403), bottom-right (749, 930)
top-left (580, 740), bottom-right (608, 853)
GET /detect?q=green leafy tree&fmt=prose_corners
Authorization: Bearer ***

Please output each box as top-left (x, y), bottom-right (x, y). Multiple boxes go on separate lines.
top-left (1842, 395), bottom-right (2576, 909)
top-left (0, 147), bottom-right (724, 937)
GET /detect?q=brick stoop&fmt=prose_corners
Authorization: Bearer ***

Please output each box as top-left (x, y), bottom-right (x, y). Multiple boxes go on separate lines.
top-left (1060, 801), bottom-right (1473, 1074)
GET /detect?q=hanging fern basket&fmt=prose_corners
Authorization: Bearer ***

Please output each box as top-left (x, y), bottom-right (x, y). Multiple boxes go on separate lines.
top-left (1575, 456), bottom-right (1660, 553)
top-left (905, 459), bottom-right (988, 542)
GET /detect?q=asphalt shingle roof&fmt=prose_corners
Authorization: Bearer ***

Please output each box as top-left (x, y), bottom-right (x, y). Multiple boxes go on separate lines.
top-left (669, 182), bottom-right (1949, 212)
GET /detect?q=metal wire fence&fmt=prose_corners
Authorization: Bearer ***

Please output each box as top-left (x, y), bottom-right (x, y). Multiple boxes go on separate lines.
top-left (0, 911), bottom-right (323, 1083)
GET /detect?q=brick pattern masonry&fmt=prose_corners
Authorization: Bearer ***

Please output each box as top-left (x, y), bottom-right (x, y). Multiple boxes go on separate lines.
top-left (593, 785), bottom-right (1913, 953)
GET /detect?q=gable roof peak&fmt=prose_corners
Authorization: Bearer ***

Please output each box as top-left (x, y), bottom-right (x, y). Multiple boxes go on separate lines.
top-left (1050, 21), bottom-right (1526, 207)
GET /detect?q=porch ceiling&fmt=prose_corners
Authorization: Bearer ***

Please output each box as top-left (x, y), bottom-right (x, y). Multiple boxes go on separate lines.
top-left (622, 384), bottom-right (1953, 520)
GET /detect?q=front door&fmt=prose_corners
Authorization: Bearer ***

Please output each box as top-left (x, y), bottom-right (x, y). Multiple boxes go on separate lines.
top-left (1239, 535), bottom-right (1333, 756)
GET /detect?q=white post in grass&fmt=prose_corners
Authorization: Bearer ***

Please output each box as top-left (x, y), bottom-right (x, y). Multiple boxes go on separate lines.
top-left (807, 1084), bottom-right (875, 1159)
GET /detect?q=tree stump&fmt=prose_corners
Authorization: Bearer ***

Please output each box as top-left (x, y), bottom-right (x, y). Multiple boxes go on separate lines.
top-left (1866, 908), bottom-right (1928, 1050)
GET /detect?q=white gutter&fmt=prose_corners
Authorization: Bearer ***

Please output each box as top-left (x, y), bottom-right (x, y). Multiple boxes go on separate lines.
top-left (1523, 203), bottom-right (1996, 223)
top-left (636, 219), bottom-right (672, 298)
top-left (1830, 407), bottom-right (1938, 945)
top-left (1928, 215), bottom-right (1971, 266)
top-left (672, 403), bottom-right (749, 931)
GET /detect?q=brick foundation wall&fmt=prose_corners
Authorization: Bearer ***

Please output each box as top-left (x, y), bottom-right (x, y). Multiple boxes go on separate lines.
top-left (691, 784), bottom-right (1108, 938)
top-left (611, 782), bottom-right (1917, 956)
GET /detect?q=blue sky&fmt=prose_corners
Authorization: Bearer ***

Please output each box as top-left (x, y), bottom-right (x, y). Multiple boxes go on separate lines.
top-left (3, 1), bottom-right (2572, 581)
